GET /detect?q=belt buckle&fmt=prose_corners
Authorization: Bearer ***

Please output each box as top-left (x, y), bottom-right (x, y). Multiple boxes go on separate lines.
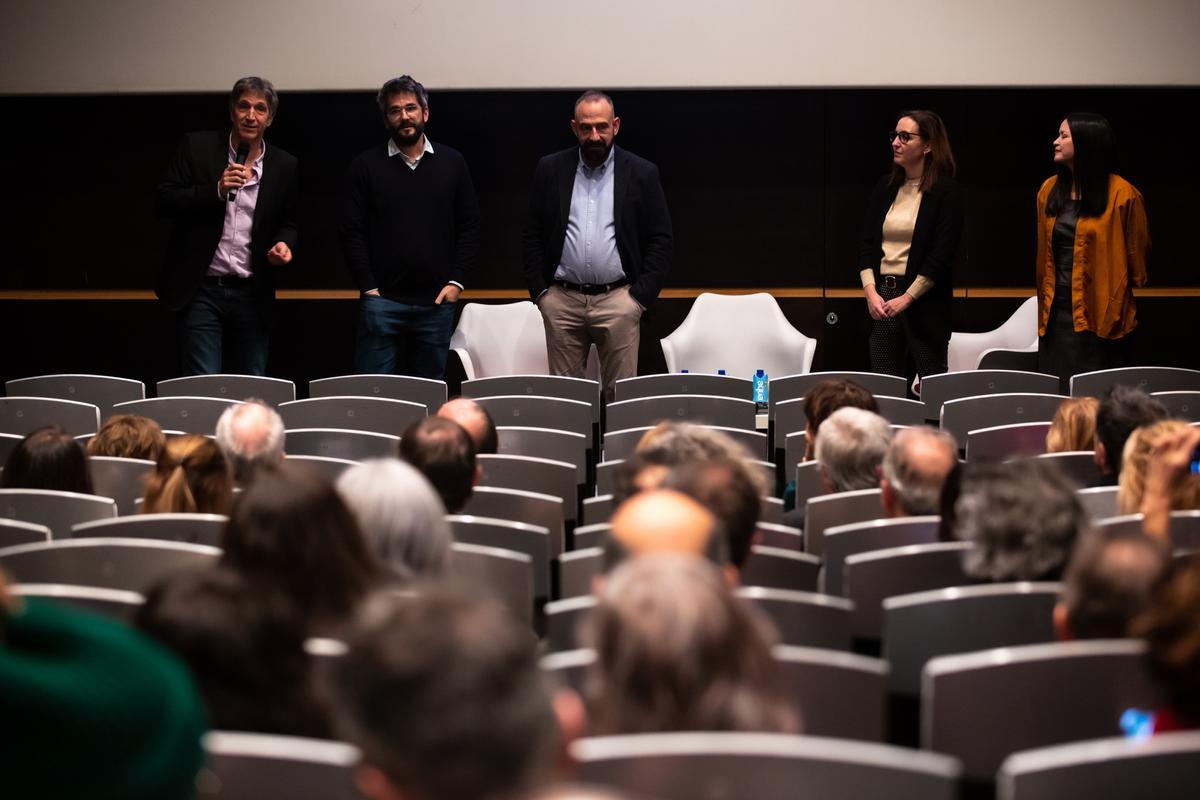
top-left (882, 275), bottom-right (898, 290)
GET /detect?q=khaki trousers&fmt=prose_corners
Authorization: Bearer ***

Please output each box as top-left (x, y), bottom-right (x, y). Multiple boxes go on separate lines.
top-left (538, 283), bottom-right (642, 399)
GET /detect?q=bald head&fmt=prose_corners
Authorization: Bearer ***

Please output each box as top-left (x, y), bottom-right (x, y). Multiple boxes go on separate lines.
top-left (609, 489), bottom-right (725, 566)
top-left (881, 426), bottom-right (958, 517)
top-left (214, 400), bottom-right (285, 485)
top-left (438, 397), bottom-right (498, 455)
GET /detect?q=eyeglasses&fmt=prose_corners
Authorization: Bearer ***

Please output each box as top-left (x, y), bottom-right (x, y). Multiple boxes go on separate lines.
top-left (889, 130), bottom-right (924, 144)
top-left (386, 104), bottom-right (423, 119)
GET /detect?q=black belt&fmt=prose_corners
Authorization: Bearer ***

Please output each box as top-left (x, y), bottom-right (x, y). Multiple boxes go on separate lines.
top-left (880, 275), bottom-right (904, 290)
top-left (202, 274), bottom-right (253, 287)
top-left (554, 277), bottom-right (628, 295)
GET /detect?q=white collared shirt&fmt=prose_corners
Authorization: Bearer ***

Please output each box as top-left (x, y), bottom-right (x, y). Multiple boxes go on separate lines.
top-left (388, 136), bottom-right (435, 170)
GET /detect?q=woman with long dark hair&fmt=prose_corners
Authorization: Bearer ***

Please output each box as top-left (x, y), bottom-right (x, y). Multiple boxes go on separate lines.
top-left (1036, 113), bottom-right (1150, 389)
top-left (0, 426), bottom-right (93, 494)
top-left (859, 110), bottom-right (964, 385)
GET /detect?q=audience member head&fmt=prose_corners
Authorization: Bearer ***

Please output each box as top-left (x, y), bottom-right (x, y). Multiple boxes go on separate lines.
top-left (1131, 554), bottom-right (1200, 730)
top-left (607, 489), bottom-right (727, 576)
top-left (438, 397), bottom-right (498, 455)
top-left (336, 458), bottom-right (453, 582)
top-left (1095, 385), bottom-right (1167, 477)
top-left (330, 588), bottom-right (557, 800)
top-left (142, 435), bottom-right (232, 515)
top-left (880, 426), bottom-right (958, 517)
top-left (801, 379), bottom-right (878, 460)
top-left (954, 459), bottom-right (1086, 582)
top-left (1054, 527), bottom-right (1169, 641)
top-left (1118, 419), bottom-right (1200, 516)
top-left (814, 407), bottom-right (892, 493)
top-left (582, 554), bottom-right (799, 736)
top-left (399, 416), bottom-right (477, 513)
top-left (220, 462), bottom-right (380, 630)
top-left (935, 459), bottom-right (965, 542)
top-left (214, 400), bottom-right (285, 485)
top-left (661, 457), bottom-right (761, 572)
top-left (0, 425), bottom-right (93, 494)
top-left (136, 566), bottom-right (328, 737)
top-left (87, 415), bottom-right (166, 462)
top-left (614, 422), bottom-right (767, 506)
top-left (1046, 397), bottom-right (1100, 454)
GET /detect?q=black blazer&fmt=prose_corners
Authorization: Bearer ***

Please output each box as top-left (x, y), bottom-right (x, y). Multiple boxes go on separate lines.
top-left (522, 146), bottom-right (673, 310)
top-left (859, 174), bottom-right (964, 344)
top-left (155, 131), bottom-right (299, 313)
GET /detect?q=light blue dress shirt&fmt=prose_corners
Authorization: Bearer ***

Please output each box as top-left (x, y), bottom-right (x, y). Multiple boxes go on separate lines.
top-left (555, 147), bottom-right (624, 285)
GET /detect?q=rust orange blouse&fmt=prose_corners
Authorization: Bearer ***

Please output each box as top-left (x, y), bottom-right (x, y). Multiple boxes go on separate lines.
top-left (1035, 174), bottom-right (1150, 339)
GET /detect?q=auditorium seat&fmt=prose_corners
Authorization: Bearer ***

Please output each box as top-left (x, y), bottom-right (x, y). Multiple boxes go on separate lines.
top-left (446, 542), bottom-right (533, 624)
top-left (446, 514), bottom-right (553, 601)
top-left (614, 373), bottom-right (753, 402)
top-left (803, 488), bottom-right (885, 557)
top-left (459, 486), bottom-right (564, 556)
top-left (769, 372), bottom-right (908, 416)
top-left (5, 374), bottom-right (145, 420)
top-left (448, 300), bottom-right (550, 380)
top-left (1095, 510), bottom-right (1200, 552)
top-left (773, 645), bottom-right (889, 742)
top-left (965, 421), bottom-right (1053, 463)
top-left (497, 426), bottom-right (589, 484)
top-left (472, 395), bottom-right (593, 452)
top-left (594, 459), bottom-right (624, 496)
top-left (0, 488), bottom-right (116, 539)
top-left (0, 396), bottom-right (101, 438)
top-left (874, 395), bottom-right (927, 426)
top-left (734, 587), bottom-right (853, 651)
top-left (278, 396), bottom-right (426, 437)
top-left (821, 516), bottom-right (940, 595)
top-left (88, 455), bottom-right (155, 515)
top-left (1070, 366), bottom-right (1200, 398)
top-left (1076, 485), bottom-right (1120, 521)
top-left (157, 375), bottom-right (296, 406)
top-left (558, 546), bottom-right (604, 599)
top-left (581, 495), bottom-right (613, 527)
top-left (755, 521), bottom-right (803, 550)
top-left (0, 518), bottom-right (52, 548)
top-left (283, 428), bottom-right (400, 462)
top-left (1150, 390), bottom-right (1200, 422)
top-left (284, 455), bottom-right (357, 482)
top-left (10, 583), bottom-right (144, 622)
top-left (202, 731), bottom-right (360, 800)
top-left (0, 537), bottom-right (219, 592)
top-left (71, 513), bottom-right (228, 547)
top-left (571, 522), bottom-right (611, 551)
top-left (477, 453), bottom-right (579, 522)
top-left (462, 375), bottom-right (600, 425)
top-left (740, 546), bottom-right (820, 593)
top-left (1034, 451), bottom-right (1106, 488)
top-left (941, 393), bottom-right (1065, 446)
top-left (921, 369), bottom-right (1059, 423)
top-left (309, 374), bottom-right (446, 412)
top-left (947, 296), bottom-right (1038, 373)
top-left (606, 394), bottom-right (757, 433)
top-left (113, 396), bottom-right (241, 435)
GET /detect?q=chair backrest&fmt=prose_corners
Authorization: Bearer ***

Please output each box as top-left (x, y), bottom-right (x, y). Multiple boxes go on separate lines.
top-left (113, 396), bottom-right (241, 435)
top-left (741, 546), bottom-right (820, 593)
top-left (606, 394), bottom-right (757, 433)
top-left (884, 582), bottom-right (1062, 696)
top-left (803, 488), bottom-right (885, 557)
top-left (539, 647), bottom-right (595, 693)
top-left (735, 586), bottom-right (853, 650)
top-left (755, 521), bottom-right (802, 550)
top-left (462, 375), bottom-right (600, 423)
top-left (947, 296), bottom-right (1038, 372)
top-left (843, 541), bottom-right (977, 641)
top-left (278, 397), bottom-right (425, 437)
top-left (941, 393), bottom-right (1065, 446)
top-left (573, 731), bottom-right (961, 800)
top-left (544, 595), bottom-right (596, 652)
top-left (11, 583), bottom-right (144, 622)
top-left (202, 731), bottom-right (360, 800)
top-left (978, 348), bottom-right (1041, 372)
top-left (601, 427), bottom-right (653, 461)
top-left (965, 421), bottom-right (1053, 462)
top-left (572, 522), bottom-right (611, 551)
top-left (0, 488), bottom-right (117, 539)
top-left (582, 494), bottom-right (614, 527)
top-left (595, 459), bottom-right (623, 496)
top-left (785, 433), bottom-right (813, 493)
top-left (659, 292), bottom-right (818, 380)
top-left (773, 645), bottom-right (889, 742)
top-left (759, 495), bottom-right (784, 524)
top-left (446, 542), bottom-right (533, 624)
top-left (477, 453), bottom-right (578, 521)
top-left (1095, 510), bottom-right (1200, 552)
top-left (0, 432), bottom-right (21, 464)
top-left (71, 513), bottom-right (228, 547)
top-left (875, 395), bottom-right (927, 426)
top-left (1076, 485), bottom-right (1120, 522)
top-left (448, 300), bottom-right (548, 380)
top-left (768, 372), bottom-right (908, 417)
top-left (1034, 451), bottom-right (1106, 488)
top-left (559, 546), bottom-right (604, 599)
top-left (0, 396), bottom-right (101, 437)
top-left (614, 373), bottom-right (754, 402)
top-left (773, 397), bottom-right (807, 455)
top-left (922, 640), bottom-right (1163, 782)
top-left (822, 516), bottom-right (940, 596)
top-left (283, 455), bottom-right (357, 482)
top-left (158, 375), bottom-right (296, 406)
top-left (497, 426), bottom-right (589, 483)
top-left (473, 395), bottom-right (592, 439)
top-left (5, 374), bottom-right (145, 419)
top-left (446, 514), bottom-right (553, 600)
top-left (1070, 366), bottom-right (1200, 398)
top-left (459, 486), bottom-right (564, 556)
top-left (1151, 390), bottom-right (1200, 422)
top-left (308, 374), bottom-right (447, 412)
top-left (0, 518), bottom-right (52, 547)
top-left (0, 537), bottom-right (220, 591)
top-left (997, 731), bottom-right (1200, 800)
top-left (922, 370), bottom-right (1059, 423)
top-left (88, 456), bottom-right (155, 515)
top-left (283, 428), bottom-right (400, 461)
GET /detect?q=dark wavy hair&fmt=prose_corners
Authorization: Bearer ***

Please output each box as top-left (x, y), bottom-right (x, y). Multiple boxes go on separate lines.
top-left (890, 109), bottom-right (956, 193)
top-left (1046, 112), bottom-right (1116, 218)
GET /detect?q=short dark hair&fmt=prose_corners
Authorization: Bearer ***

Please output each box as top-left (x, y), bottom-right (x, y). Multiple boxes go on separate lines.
top-left (330, 589), bottom-right (556, 800)
top-left (574, 90), bottom-right (614, 116)
top-left (1046, 112), bottom-right (1116, 218)
top-left (662, 458), bottom-right (761, 569)
top-left (0, 425), bottom-right (93, 494)
top-left (377, 75), bottom-right (429, 117)
top-left (399, 417), bottom-right (477, 513)
top-left (1131, 554), bottom-right (1200, 724)
top-left (1095, 385), bottom-right (1168, 477)
top-left (1063, 528), bottom-right (1168, 640)
top-left (230, 76), bottom-right (279, 120)
top-left (802, 379), bottom-right (879, 458)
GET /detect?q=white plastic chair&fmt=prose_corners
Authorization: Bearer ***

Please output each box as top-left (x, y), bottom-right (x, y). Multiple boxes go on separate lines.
top-left (947, 296), bottom-right (1039, 372)
top-left (660, 292), bottom-right (816, 379)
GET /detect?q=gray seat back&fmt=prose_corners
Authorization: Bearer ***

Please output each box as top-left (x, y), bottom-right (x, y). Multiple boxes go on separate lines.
top-left (1151, 390), bottom-right (1200, 421)
top-left (768, 372), bottom-right (907, 415)
top-left (966, 421), bottom-right (1053, 463)
top-left (1076, 485), bottom-right (1120, 521)
top-left (559, 547), bottom-right (604, 599)
top-left (497, 426), bottom-right (588, 483)
top-left (803, 488), bottom-right (885, 557)
top-left (473, 395), bottom-right (592, 439)
top-left (11, 583), bottom-right (144, 622)
top-left (582, 494), bottom-right (614, 527)
top-left (477, 453), bottom-right (578, 522)
top-left (774, 645), bottom-right (889, 742)
top-left (459, 486), bottom-right (564, 556)
top-left (446, 514), bottom-right (553, 600)
top-left (572, 523), bottom-right (611, 551)
top-left (71, 513), bottom-right (228, 547)
top-left (0, 518), bottom-right (52, 547)
top-left (922, 370), bottom-right (1059, 422)
top-left (843, 541), bottom-right (977, 640)
top-left (278, 396), bottom-right (426, 436)
top-left (941, 394), bottom-right (1065, 446)
top-left (1034, 451), bottom-right (1106, 488)
top-left (158, 375), bottom-right (296, 406)
top-left (0, 396), bottom-right (101, 437)
top-left (544, 595), bottom-right (596, 652)
top-left (602, 427), bottom-right (652, 461)
top-left (462, 375), bottom-right (600, 423)
top-left (446, 542), bottom-right (533, 624)
top-left (202, 731), bottom-right (360, 800)
top-left (1070, 366), bottom-right (1200, 398)
top-left (283, 428), bottom-right (400, 461)
top-left (6, 374), bottom-right (145, 419)
top-left (0, 537), bottom-right (219, 591)
top-left (615, 373), bottom-right (753, 402)
top-left (309, 374), bottom-right (446, 411)
top-left (606, 394), bottom-right (756, 432)
top-left (755, 521), bottom-right (802, 550)
top-left (875, 395), bottom-right (927, 426)
top-left (88, 456), bottom-right (155, 515)
top-left (822, 516), bottom-right (939, 595)
top-left (0, 488), bottom-right (117, 539)
top-left (284, 455), bottom-right (357, 482)
top-left (595, 459), bottom-right (624, 496)
top-left (113, 396), bottom-right (241, 435)
top-left (736, 587), bottom-right (853, 650)
top-left (741, 546), bottom-right (820, 593)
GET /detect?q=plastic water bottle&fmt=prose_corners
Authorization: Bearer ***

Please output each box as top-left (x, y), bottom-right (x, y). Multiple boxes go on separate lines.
top-left (717, 369), bottom-right (726, 376)
top-left (753, 369), bottom-right (769, 412)
top-left (680, 369), bottom-right (689, 373)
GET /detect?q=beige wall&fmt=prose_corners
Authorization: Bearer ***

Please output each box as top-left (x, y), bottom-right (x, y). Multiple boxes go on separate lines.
top-left (2, 0), bottom-right (1198, 93)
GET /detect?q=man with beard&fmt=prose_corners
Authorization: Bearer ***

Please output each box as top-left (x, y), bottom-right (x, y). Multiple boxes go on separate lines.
top-left (341, 75), bottom-right (481, 378)
top-left (523, 91), bottom-right (673, 400)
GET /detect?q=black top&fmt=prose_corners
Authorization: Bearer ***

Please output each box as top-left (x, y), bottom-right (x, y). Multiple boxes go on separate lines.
top-left (1051, 201), bottom-right (1079, 289)
top-left (340, 143), bottom-right (481, 304)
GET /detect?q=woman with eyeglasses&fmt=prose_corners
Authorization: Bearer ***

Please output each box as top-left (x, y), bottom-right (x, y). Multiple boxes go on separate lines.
top-left (1036, 113), bottom-right (1149, 390)
top-left (859, 110), bottom-right (963, 385)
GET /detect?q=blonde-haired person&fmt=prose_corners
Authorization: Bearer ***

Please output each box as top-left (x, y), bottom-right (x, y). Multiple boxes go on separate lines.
top-left (142, 435), bottom-right (233, 515)
top-left (1045, 396), bottom-right (1100, 453)
top-left (1117, 420), bottom-right (1200, 518)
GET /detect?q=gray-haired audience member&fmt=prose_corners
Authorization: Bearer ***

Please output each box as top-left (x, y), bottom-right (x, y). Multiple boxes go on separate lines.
top-left (1054, 527), bottom-right (1169, 640)
top-left (438, 397), bottom-right (498, 455)
top-left (329, 588), bottom-right (558, 800)
top-left (336, 459), bottom-right (453, 582)
top-left (955, 460), bottom-right (1086, 582)
top-left (1094, 385), bottom-right (1167, 479)
top-left (214, 400), bottom-right (285, 485)
top-left (814, 407), bottom-right (892, 493)
top-left (398, 416), bottom-right (478, 513)
top-left (880, 426), bottom-right (958, 517)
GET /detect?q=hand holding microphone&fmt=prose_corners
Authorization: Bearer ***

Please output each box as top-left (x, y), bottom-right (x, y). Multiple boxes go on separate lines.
top-left (221, 142), bottom-right (252, 202)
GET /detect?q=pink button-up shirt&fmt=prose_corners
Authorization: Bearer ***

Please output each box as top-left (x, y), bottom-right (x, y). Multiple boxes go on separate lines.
top-left (207, 137), bottom-right (265, 278)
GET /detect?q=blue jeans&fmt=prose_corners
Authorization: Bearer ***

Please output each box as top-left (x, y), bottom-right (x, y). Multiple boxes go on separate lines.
top-left (179, 284), bottom-right (269, 376)
top-left (354, 295), bottom-right (455, 379)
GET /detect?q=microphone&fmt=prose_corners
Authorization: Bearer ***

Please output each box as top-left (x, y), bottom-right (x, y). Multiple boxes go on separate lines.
top-left (227, 142), bottom-right (250, 203)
